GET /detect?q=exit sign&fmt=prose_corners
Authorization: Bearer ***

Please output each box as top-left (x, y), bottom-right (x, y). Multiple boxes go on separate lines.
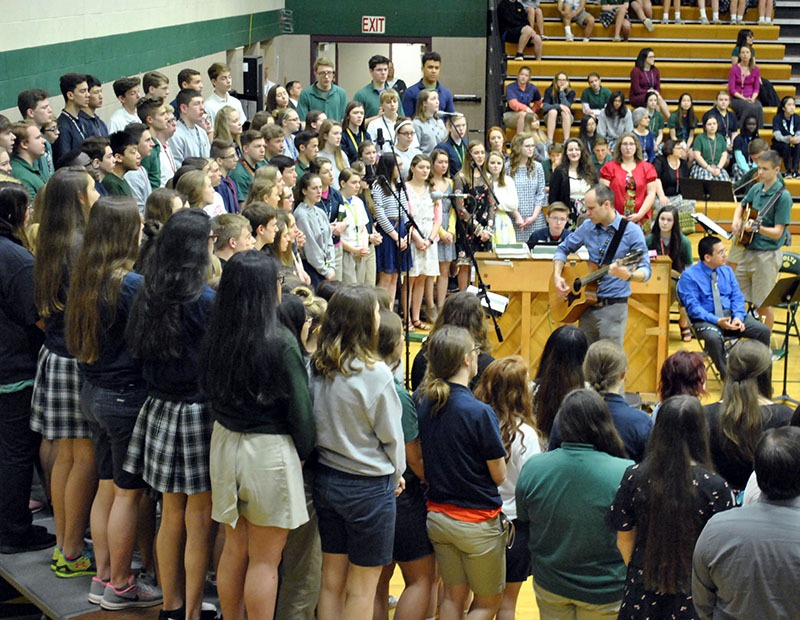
top-left (362, 16), bottom-right (386, 33)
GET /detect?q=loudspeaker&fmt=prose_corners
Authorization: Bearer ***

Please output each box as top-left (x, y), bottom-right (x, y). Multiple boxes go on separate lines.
top-left (242, 55), bottom-right (264, 108)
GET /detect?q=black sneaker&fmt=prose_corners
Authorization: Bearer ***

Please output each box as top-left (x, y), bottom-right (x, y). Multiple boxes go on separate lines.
top-left (0, 525), bottom-right (56, 554)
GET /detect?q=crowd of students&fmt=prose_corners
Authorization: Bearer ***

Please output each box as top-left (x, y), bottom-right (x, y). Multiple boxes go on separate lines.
top-left (0, 32), bottom-right (798, 620)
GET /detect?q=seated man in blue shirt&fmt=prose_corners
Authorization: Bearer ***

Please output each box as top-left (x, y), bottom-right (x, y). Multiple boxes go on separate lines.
top-left (677, 235), bottom-right (770, 378)
top-left (553, 184), bottom-right (651, 346)
top-left (527, 202), bottom-right (572, 248)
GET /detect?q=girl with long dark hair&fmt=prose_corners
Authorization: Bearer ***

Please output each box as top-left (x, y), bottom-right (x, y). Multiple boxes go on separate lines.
top-left (629, 48), bottom-right (670, 120)
top-left (123, 209), bottom-right (217, 620)
top-left (31, 167), bottom-right (100, 576)
top-left (597, 91), bottom-right (633, 153)
top-left (532, 325), bottom-right (588, 441)
top-left (667, 93), bottom-right (697, 154)
top-left (200, 251), bottom-right (314, 620)
top-left (645, 206), bottom-right (693, 340)
top-left (372, 152), bottom-right (412, 307)
top-left (772, 95), bottom-right (800, 177)
top-left (66, 196), bottom-right (160, 607)
top-left (611, 395), bottom-right (733, 620)
top-left (549, 137), bottom-right (597, 226)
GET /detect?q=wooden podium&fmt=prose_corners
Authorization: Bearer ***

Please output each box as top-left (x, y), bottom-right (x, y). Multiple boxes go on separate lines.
top-left (475, 254), bottom-right (672, 397)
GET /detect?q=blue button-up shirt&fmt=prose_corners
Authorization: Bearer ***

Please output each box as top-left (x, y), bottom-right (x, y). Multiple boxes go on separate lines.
top-left (554, 214), bottom-right (651, 299)
top-left (677, 261), bottom-right (745, 325)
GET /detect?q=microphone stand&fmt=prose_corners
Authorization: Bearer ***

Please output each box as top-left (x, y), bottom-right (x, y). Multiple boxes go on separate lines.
top-left (376, 131), bottom-right (425, 389)
top-left (453, 200), bottom-right (504, 343)
top-left (449, 106), bottom-right (504, 344)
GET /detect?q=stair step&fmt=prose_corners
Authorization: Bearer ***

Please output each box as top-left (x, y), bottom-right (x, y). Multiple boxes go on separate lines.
top-left (518, 80), bottom-right (795, 101)
top-left (506, 59), bottom-right (792, 80)
top-left (535, 21), bottom-right (781, 40)
top-left (506, 41), bottom-right (786, 59)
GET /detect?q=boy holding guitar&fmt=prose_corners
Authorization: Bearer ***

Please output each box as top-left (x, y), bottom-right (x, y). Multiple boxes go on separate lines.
top-left (732, 150), bottom-right (792, 330)
top-left (553, 184), bottom-right (651, 345)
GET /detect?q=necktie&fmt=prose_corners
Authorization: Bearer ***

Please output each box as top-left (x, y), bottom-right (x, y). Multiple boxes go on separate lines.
top-left (711, 270), bottom-right (724, 318)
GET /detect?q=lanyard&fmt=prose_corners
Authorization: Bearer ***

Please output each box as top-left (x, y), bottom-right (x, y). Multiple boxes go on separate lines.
top-left (453, 140), bottom-right (465, 167)
top-left (161, 139), bottom-right (177, 174)
top-left (63, 111), bottom-right (85, 140)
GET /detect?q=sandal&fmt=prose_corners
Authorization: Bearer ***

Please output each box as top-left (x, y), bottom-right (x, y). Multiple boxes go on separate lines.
top-left (412, 319), bottom-right (432, 331)
top-left (404, 322), bottom-right (416, 333)
top-left (680, 325), bottom-right (693, 342)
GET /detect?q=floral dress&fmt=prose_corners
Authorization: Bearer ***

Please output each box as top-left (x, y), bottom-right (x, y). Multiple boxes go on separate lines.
top-left (609, 463), bottom-right (733, 620)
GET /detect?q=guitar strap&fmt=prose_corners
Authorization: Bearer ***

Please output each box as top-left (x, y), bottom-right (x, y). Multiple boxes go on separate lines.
top-left (600, 218), bottom-right (628, 266)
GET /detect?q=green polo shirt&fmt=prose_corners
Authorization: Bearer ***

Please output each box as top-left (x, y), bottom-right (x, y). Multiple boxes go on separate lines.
top-left (516, 443), bottom-right (632, 605)
top-left (742, 179), bottom-right (792, 252)
top-left (101, 172), bottom-right (134, 197)
top-left (296, 83), bottom-right (348, 123)
top-left (229, 160), bottom-right (256, 203)
top-left (580, 86), bottom-right (612, 110)
top-left (295, 160), bottom-right (309, 181)
top-left (141, 140), bottom-right (163, 190)
top-left (10, 156), bottom-right (45, 200)
top-left (354, 83), bottom-right (384, 119)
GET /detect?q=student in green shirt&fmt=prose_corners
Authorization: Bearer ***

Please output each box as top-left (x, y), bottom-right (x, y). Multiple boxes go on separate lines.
top-left (516, 389), bottom-right (632, 618)
top-left (101, 130), bottom-right (138, 197)
top-left (9, 121), bottom-right (47, 200)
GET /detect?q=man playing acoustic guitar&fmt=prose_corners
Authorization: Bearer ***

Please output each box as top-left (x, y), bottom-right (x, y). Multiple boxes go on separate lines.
top-left (553, 184), bottom-right (651, 345)
top-left (731, 150), bottom-right (792, 330)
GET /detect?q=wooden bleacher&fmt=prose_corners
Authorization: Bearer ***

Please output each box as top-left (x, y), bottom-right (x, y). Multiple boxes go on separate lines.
top-left (503, 3), bottom-right (800, 200)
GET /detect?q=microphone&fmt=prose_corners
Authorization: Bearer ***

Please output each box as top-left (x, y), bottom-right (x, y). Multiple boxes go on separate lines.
top-left (431, 191), bottom-right (470, 200)
top-left (375, 128), bottom-right (385, 148)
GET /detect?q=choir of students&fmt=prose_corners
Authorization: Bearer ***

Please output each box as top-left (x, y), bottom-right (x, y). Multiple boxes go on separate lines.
top-left (0, 32), bottom-right (797, 620)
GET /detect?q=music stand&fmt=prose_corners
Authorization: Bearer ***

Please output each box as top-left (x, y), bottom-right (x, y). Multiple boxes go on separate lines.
top-left (761, 276), bottom-right (800, 405)
top-left (691, 212), bottom-right (732, 240)
top-left (681, 178), bottom-right (736, 214)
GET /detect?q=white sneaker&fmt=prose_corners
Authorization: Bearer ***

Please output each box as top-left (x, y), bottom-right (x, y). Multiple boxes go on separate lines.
top-left (566, 31), bottom-right (575, 41)
top-left (583, 37), bottom-right (590, 42)
top-left (613, 35), bottom-right (623, 41)
top-left (700, 15), bottom-right (710, 24)
top-left (643, 18), bottom-right (655, 31)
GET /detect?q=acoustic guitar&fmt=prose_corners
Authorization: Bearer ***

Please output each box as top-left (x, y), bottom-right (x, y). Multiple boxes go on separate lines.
top-left (736, 180), bottom-right (786, 246)
top-left (549, 250), bottom-right (644, 323)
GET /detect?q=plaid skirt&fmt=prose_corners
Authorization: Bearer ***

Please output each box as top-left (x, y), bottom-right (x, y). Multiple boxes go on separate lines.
top-left (598, 9), bottom-right (621, 28)
top-left (30, 346), bottom-right (90, 440)
top-left (690, 163), bottom-right (731, 182)
top-left (123, 396), bottom-right (212, 495)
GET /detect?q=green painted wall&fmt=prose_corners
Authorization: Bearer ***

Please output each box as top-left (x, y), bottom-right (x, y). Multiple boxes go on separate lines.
top-left (0, 11), bottom-right (282, 111)
top-left (285, 0), bottom-right (486, 38)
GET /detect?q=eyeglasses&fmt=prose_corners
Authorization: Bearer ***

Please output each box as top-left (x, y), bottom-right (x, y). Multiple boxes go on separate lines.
top-left (209, 233), bottom-right (219, 242)
top-left (317, 70), bottom-right (334, 77)
top-left (471, 344), bottom-right (481, 353)
top-left (278, 274), bottom-right (286, 284)
top-left (397, 131), bottom-right (415, 137)
top-left (43, 127), bottom-right (59, 134)
top-left (549, 217), bottom-right (568, 223)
